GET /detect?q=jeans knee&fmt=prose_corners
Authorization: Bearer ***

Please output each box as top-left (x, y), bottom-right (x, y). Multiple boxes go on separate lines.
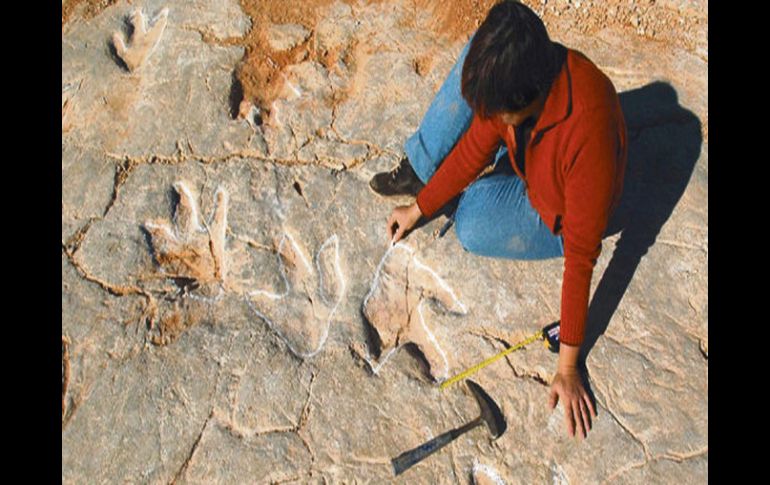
top-left (454, 213), bottom-right (479, 253)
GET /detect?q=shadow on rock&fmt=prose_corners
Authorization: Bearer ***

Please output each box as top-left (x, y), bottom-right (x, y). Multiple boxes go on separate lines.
top-left (228, 73), bottom-right (245, 120)
top-left (582, 81), bottom-right (703, 360)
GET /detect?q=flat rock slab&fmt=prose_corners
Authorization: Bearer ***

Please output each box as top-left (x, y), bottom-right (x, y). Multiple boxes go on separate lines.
top-left (62, 0), bottom-right (707, 483)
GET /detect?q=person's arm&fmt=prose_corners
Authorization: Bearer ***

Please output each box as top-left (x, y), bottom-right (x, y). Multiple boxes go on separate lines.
top-left (414, 113), bottom-right (502, 218)
top-left (550, 107), bottom-right (622, 438)
top-left (560, 108), bottom-right (621, 347)
top-left (388, 113), bottom-right (502, 243)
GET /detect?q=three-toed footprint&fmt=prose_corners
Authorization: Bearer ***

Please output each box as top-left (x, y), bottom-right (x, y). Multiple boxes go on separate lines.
top-left (246, 232), bottom-right (345, 359)
top-left (143, 181), bottom-right (346, 354)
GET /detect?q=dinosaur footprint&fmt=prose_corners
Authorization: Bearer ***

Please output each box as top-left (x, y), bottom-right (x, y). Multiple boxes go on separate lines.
top-left (144, 181), bottom-right (228, 300)
top-left (361, 243), bottom-right (468, 381)
top-left (247, 232), bottom-right (345, 359)
top-left (112, 7), bottom-right (169, 71)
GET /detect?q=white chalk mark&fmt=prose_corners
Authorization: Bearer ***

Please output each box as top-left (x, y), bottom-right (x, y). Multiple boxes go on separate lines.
top-left (144, 222), bottom-right (176, 243)
top-left (249, 232), bottom-right (308, 301)
top-left (144, 183), bottom-right (346, 358)
top-left (281, 232), bottom-right (313, 276)
top-left (412, 257), bottom-right (468, 315)
top-left (316, 234), bottom-right (346, 307)
top-left (265, 54), bottom-right (302, 99)
top-left (472, 460), bottom-right (506, 485)
top-left (362, 242), bottom-right (414, 311)
top-left (173, 181), bottom-right (203, 234)
top-left (62, 79), bottom-right (83, 94)
top-left (551, 462), bottom-right (569, 485)
top-left (416, 299), bottom-right (450, 381)
top-left (271, 102), bottom-right (282, 126)
top-left (281, 72), bottom-right (303, 99)
top-left (246, 232), bottom-right (345, 359)
top-left (248, 289), bottom-right (286, 300)
top-left (360, 345), bottom-right (401, 375)
top-left (362, 242), bottom-right (466, 380)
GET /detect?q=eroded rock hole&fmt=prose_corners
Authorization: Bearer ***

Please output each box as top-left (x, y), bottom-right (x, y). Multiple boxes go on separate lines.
top-left (293, 181), bottom-right (304, 197)
top-left (359, 308), bottom-right (384, 360)
top-left (228, 74), bottom-right (245, 120)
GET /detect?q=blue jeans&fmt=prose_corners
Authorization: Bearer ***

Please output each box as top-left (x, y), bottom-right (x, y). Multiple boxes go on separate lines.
top-left (404, 36), bottom-right (564, 260)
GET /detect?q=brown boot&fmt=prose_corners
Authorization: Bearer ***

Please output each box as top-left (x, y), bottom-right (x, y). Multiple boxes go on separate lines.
top-left (369, 157), bottom-right (425, 196)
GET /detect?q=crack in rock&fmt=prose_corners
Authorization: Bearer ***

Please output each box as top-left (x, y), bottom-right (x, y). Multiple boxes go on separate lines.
top-left (602, 449), bottom-right (707, 485)
top-left (658, 447), bottom-right (708, 463)
top-left (467, 329), bottom-right (551, 387)
top-left (270, 474), bottom-right (305, 485)
top-left (505, 359), bottom-right (550, 387)
top-left (106, 157), bottom-right (138, 219)
top-left (209, 369), bottom-right (319, 483)
top-left (105, 150), bottom-right (318, 170)
top-left (170, 408), bottom-right (215, 485)
top-left (593, 391), bottom-right (652, 462)
top-left (62, 335), bottom-right (72, 427)
top-left (63, 217), bottom-right (98, 258)
top-left (62, 244), bottom-right (158, 330)
top-left (221, 369), bottom-right (318, 441)
top-left (600, 459), bottom-right (649, 485)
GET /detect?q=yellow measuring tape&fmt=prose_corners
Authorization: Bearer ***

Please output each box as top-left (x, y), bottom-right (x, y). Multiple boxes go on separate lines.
top-left (439, 329), bottom-right (544, 391)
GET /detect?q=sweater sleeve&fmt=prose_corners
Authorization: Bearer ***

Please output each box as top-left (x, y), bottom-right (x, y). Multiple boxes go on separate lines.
top-left (559, 108), bottom-right (622, 346)
top-left (415, 113), bottom-right (502, 218)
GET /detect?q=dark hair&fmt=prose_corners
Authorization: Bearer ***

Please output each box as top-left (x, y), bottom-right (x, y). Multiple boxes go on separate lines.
top-left (461, 0), bottom-right (564, 117)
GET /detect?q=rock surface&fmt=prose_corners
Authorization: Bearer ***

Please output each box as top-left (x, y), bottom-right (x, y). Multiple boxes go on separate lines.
top-left (63, 0), bottom-right (707, 483)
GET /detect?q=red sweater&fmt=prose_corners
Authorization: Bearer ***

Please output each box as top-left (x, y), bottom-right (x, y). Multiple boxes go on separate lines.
top-left (416, 47), bottom-right (627, 346)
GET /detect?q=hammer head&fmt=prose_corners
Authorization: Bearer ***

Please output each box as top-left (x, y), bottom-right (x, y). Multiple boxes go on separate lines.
top-left (466, 380), bottom-right (507, 439)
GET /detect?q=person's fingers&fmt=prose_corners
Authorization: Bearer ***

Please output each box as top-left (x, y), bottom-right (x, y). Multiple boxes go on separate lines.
top-left (394, 224), bottom-right (405, 243)
top-left (563, 399), bottom-right (575, 437)
top-left (571, 401), bottom-right (584, 439)
top-left (579, 398), bottom-right (591, 434)
top-left (549, 388), bottom-right (558, 409)
top-left (584, 393), bottom-right (597, 418)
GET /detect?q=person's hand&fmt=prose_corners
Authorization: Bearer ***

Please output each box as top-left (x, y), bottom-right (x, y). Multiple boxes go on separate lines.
top-left (386, 203), bottom-right (422, 244)
top-left (549, 367), bottom-right (597, 440)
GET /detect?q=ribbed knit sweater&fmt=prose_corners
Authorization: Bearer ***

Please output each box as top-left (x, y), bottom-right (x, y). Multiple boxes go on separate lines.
top-left (415, 45), bottom-right (627, 346)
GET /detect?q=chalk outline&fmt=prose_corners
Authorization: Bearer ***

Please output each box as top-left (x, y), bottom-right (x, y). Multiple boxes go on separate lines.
top-left (247, 232), bottom-right (346, 359)
top-left (360, 242), bottom-right (466, 380)
top-left (472, 460), bottom-right (507, 485)
top-left (412, 257), bottom-right (468, 315)
top-left (550, 461), bottom-right (569, 485)
top-left (415, 299), bottom-right (450, 380)
top-left (147, 184), bottom-right (348, 358)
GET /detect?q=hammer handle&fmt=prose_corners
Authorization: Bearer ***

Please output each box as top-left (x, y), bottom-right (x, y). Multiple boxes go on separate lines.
top-left (391, 417), bottom-right (483, 476)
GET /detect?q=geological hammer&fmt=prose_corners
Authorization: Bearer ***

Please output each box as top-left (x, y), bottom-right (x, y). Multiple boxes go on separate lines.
top-left (391, 380), bottom-right (506, 476)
